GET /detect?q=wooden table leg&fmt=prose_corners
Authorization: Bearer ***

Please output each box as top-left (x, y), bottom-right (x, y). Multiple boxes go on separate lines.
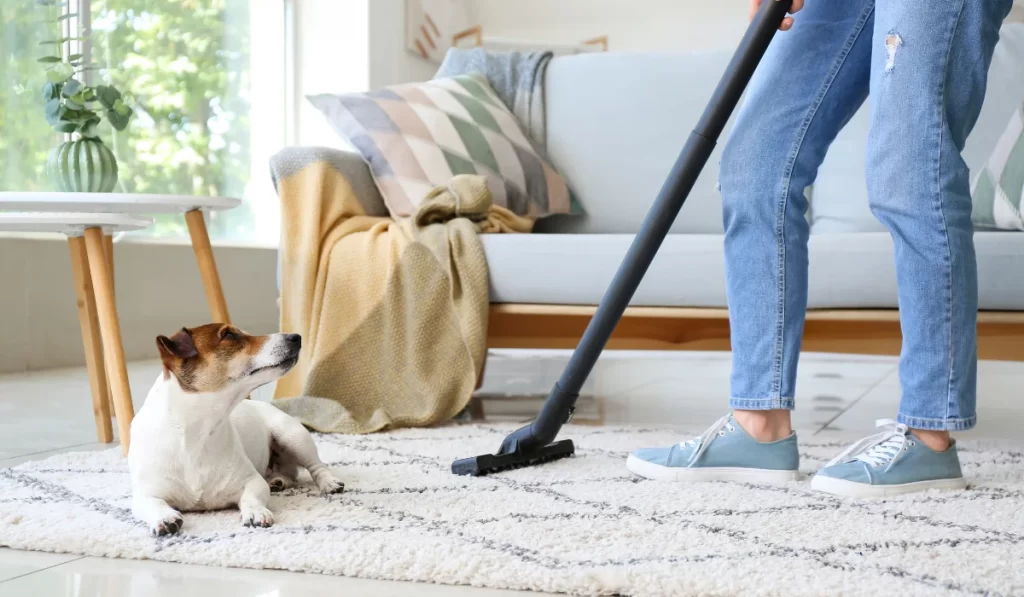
top-left (103, 234), bottom-right (117, 418)
top-left (185, 209), bottom-right (231, 324)
top-left (68, 236), bottom-right (114, 444)
top-left (84, 227), bottom-right (135, 455)
top-left (103, 234), bottom-right (115, 296)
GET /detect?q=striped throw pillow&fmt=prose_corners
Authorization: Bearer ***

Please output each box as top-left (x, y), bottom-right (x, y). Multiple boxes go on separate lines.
top-left (972, 102), bottom-right (1024, 230)
top-left (308, 73), bottom-right (573, 219)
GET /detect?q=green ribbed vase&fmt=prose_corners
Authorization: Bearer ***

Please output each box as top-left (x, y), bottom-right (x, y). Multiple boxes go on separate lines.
top-left (46, 138), bottom-right (119, 193)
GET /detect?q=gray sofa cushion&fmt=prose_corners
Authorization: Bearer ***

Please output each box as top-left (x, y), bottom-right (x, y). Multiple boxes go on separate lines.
top-left (482, 232), bottom-right (1024, 310)
top-left (539, 51), bottom-right (735, 235)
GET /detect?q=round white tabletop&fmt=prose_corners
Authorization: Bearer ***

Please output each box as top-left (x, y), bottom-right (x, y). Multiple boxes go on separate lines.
top-left (0, 192), bottom-right (241, 214)
top-left (0, 212), bottom-right (153, 237)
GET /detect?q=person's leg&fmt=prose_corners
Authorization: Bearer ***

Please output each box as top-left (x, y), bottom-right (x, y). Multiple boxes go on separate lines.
top-left (721, 0), bottom-right (874, 440)
top-left (812, 0), bottom-right (1013, 498)
top-left (627, 0), bottom-right (875, 481)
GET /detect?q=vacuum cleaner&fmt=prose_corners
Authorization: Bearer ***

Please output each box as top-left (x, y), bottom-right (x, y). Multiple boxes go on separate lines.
top-left (452, 0), bottom-right (795, 477)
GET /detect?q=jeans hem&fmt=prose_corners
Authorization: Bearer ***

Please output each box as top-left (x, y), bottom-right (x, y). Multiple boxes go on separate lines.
top-left (897, 413), bottom-right (976, 432)
top-left (730, 397), bottom-right (795, 411)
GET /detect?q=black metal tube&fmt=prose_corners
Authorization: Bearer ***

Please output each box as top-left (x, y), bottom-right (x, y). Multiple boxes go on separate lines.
top-left (496, 0), bottom-right (793, 456)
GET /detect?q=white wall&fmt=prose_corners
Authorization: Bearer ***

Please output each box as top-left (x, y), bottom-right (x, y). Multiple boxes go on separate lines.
top-left (294, 0), bottom-right (442, 144)
top-left (294, 0), bottom-right (370, 146)
top-left (475, 0), bottom-right (749, 53)
top-left (0, 237), bottom-right (279, 374)
top-left (368, 0), bottom-right (440, 89)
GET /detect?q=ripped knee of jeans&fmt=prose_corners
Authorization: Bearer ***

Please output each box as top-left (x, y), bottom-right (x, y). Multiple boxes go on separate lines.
top-left (884, 32), bottom-right (902, 74)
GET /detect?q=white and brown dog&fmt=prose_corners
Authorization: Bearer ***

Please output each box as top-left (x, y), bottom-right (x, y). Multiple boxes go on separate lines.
top-left (128, 324), bottom-right (343, 536)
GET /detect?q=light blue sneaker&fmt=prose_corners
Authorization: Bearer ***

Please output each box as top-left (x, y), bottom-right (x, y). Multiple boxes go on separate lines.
top-left (625, 414), bottom-right (800, 483)
top-left (811, 420), bottom-right (967, 498)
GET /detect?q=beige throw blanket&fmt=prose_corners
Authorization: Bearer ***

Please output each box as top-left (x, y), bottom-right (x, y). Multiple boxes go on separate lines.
top-left (272, 151), bottom-right (531, 433)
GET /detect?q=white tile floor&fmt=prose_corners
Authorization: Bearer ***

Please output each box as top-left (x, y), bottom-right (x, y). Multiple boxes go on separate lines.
top-left (1, 350), bottom-right (1022, 596)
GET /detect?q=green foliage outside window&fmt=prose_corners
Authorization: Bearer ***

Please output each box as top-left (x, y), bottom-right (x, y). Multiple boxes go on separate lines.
top-left (1, 0), bottom-right (256, 241)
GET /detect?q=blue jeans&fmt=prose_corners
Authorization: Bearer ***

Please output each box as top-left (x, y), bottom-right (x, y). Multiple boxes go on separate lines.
top-left (720, 0), bottom-right (1013, 430)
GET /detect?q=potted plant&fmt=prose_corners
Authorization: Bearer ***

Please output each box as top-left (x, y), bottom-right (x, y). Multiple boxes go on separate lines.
top-left (37, 0), bottom-right (133, 193)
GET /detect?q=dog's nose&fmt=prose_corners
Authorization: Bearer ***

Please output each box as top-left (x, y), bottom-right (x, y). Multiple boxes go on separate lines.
top-left (284, 333), bottom-right (301, 348)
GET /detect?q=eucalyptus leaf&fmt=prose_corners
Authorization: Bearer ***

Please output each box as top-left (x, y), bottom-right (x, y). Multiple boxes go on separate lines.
top-left (38, 37), bottom-right (82, 45)
top-left (46, 62), bottom-right (74, 83)
top-left (67, 53), bottom-right (82, 61)
top-left (53, 121), bottom-right (78, 133)
top-left (61, 78), bottom-right (82, 97)
top-left (57, 13), bottom-right (78, 21)
top-left (45, 70), bottom-right (69, 83)
top-left (42, 81), bottom-right (59, 101)
top-left (107, 109), bottom-right (130, 131)
top-left (96, 85), bottom-right (121, 108)
top-left (37, 56), bottom-right (61, 63)
top-left (44, 98), bottom-right (62, 123)
top-left (64, 99), bottom-right (84, 110)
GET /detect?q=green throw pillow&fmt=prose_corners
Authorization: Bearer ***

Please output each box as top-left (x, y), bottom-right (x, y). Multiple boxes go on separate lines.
top-left (972, 101), bottom-right (1024, 230)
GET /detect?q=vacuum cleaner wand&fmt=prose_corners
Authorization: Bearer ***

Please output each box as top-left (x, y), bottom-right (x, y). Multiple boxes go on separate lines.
top-left (452, 0), bottom-right (795, 477)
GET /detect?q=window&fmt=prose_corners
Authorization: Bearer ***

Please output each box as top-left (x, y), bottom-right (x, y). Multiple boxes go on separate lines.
top-left (0, 0), bottom-right (289, 245)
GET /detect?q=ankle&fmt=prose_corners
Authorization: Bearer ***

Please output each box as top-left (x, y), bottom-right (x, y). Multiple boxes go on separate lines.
top-left (910, 429), bottom-right (951, 452)
top-left (733, 409), bottom-right (793, 443)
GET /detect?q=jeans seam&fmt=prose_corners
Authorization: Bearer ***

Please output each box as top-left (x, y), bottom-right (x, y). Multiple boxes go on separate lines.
top-left (936, 0), bottom-right (967, 424)
top-left (897, 413), bottom-right (976, 432)
top-left (771, 3), bottom-right (875, 399)
top-left (729, 397), bottom-right (796, 410)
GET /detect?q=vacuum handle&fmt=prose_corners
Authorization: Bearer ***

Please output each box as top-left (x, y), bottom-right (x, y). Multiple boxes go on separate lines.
top-left (493, 0), bottom-right (795, 458)
top-left (696, 0), bottom-right (794, 141)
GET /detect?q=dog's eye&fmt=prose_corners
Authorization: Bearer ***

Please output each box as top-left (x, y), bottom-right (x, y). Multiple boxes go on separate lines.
top-left (220, 329), bottom-right (239, 342)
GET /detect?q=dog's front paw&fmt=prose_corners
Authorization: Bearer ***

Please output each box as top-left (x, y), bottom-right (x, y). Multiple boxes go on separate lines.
top-left (241, 505), bottom-right (274, 528)
top-left (150, 512), bottom-right (184, 537)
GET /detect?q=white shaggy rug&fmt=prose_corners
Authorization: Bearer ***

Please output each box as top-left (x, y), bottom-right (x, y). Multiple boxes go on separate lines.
top-left (1, 424), bottom-right (1022, 597)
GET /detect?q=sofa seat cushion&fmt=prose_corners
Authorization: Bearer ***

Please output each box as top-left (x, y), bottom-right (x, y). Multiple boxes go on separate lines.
top-left (482, 232), bottom-right (1024, 310)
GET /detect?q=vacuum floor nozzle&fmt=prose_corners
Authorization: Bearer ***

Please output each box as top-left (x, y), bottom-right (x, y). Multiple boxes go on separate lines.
top-left (451, 439), bottom-right (575, 476)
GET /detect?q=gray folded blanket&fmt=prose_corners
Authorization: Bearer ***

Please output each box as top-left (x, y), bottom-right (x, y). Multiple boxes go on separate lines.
top-left (434, 48), bottom-right (553, 150)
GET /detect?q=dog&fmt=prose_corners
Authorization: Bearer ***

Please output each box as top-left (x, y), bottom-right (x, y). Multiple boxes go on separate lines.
top-left (128, 324), bottom-right (344, 537)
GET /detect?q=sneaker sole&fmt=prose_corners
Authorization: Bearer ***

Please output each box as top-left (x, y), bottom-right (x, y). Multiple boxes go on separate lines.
top-left (625, 454), bottom-right (801, 483)
top-left (810, 474), bottom-right (967, 498)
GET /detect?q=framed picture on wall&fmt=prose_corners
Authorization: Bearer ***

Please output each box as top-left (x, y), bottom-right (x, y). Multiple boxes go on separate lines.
top-left (405, 0), bottom-right (476, 63)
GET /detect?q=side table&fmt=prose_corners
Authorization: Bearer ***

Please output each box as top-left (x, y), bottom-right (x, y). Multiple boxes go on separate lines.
top-left (0, 212), bottom-right (152, 454)
top-left (0, 192), bottom-right (242, 324)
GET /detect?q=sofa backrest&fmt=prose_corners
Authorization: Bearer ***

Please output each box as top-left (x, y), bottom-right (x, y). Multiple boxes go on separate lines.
top-left (539, 24), bottom-right (1024, 236)
top-left (538, 50), bottom-right (735, 235)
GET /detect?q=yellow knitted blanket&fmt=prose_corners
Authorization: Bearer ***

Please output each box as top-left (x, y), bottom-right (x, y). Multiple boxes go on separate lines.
top-left (271, 153), bottom-right (531, 433)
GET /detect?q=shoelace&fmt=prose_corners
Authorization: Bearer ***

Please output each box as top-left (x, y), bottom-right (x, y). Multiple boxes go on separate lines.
top-left (825, 419), bottom-right (915, 471)
top-left (679, 414), bottom-right (735, 466)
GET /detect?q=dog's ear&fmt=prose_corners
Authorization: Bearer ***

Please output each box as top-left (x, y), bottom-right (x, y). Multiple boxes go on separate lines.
top-left (157, 328), bottom-right (198, 361)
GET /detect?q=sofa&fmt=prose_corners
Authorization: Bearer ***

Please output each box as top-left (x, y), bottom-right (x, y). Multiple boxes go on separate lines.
top-left (300, 24), bottom-right (1024, 363)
